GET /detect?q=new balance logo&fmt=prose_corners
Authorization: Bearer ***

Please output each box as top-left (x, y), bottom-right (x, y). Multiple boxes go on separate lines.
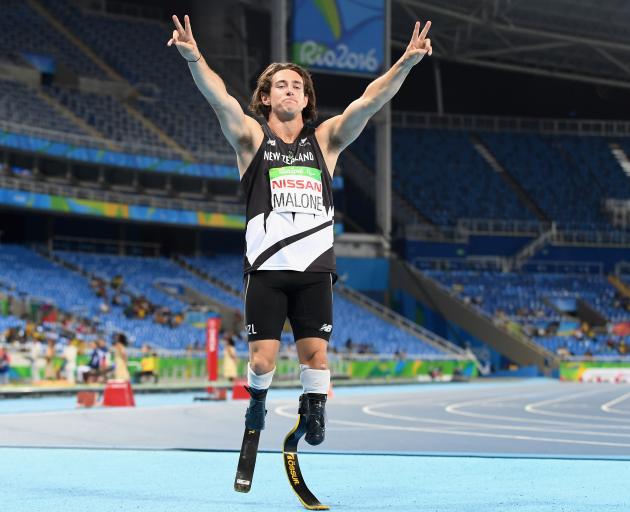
top-left (266, 139), bottom-right (276, 146)
top-left (319, 324), bottom-right (332, 333)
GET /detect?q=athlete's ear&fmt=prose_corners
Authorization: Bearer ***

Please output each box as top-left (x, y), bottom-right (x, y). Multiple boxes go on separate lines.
top-left (261, 93), bottom-right (271, 106)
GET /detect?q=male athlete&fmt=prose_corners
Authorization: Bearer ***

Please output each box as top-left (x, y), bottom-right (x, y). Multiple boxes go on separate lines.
top-left (168, 15), bottom-right (432, 445)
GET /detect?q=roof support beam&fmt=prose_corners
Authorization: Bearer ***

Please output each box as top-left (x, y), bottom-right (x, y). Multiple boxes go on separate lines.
top-left (398, 0), bottom-right (630, 54)
top-left (450, 56), bottom-right (630, 90)
top-left (463, 41), bottom-right (572, 59)
top-left (592, 47), bottom-right (630, 77)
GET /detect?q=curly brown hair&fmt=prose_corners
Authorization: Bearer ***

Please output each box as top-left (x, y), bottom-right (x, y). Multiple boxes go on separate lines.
top-left (249, 62), bottom-right (317, 123)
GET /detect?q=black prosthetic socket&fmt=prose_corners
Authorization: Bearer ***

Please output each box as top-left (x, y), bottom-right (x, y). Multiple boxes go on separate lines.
top-left (299, 393), bottom-right (327, 446)
top-left (244, 386), bottom-right (268, 431)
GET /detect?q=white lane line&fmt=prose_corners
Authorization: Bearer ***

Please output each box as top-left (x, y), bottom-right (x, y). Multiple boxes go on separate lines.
top-left (525, 388), bottom-right (630, 422)
top-left (362, 400), bottom-right (630, 438)
top-left (601, 392), bottom-right (630, 415)
top-left (277, 400), bottom-right (630, 448)
top-left (444, 388), bottom-right (630, 430)
top-left (274, 404), bottom-right (384, 430)
top-left (321, 416), bottom-right (630, 449)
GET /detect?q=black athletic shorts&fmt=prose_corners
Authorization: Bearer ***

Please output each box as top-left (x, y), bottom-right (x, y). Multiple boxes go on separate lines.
top-left (244, 270), bottom-right (333, 342)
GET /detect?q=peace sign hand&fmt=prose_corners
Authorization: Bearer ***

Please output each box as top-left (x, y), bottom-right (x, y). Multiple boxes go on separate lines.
top-left (402, 21), bottom-right (432, 66)
top-left (167, 14), bottom-right (200, 62)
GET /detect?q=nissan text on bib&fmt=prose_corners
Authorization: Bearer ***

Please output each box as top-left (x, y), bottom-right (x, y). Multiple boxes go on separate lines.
top-left (270, 166), bottom-right (324, 216)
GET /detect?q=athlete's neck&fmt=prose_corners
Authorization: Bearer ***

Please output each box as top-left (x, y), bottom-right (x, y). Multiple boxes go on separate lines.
top-left (267, 114), bottom-right (304, 144)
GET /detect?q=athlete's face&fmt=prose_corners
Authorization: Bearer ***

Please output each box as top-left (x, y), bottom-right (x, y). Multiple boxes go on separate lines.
top-left (262, 69), bottom-right (309, 119)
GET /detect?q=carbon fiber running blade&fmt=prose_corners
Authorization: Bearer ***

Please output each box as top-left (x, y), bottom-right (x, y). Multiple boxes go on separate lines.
top-left (234, 428), bottom-right (261, 493)
top-left (283, 414), bottom-right (330, 510)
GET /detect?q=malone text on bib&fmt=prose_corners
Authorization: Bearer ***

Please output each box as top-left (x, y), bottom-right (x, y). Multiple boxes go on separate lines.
top-left (269, 166), bottom-right (325, 216)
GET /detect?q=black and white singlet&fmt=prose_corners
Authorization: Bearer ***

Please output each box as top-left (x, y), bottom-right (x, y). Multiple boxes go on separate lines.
top-left (240, 122), bottom-right (336, 274)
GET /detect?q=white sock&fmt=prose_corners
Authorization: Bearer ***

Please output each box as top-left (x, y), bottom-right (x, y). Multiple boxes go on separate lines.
top-left (300, 364), bottom-right (330, 395)
top-left (247, 363), bottom-right (275, 390)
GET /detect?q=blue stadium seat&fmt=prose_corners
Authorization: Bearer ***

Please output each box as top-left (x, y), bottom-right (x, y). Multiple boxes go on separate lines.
top-left (185, 254), bottom-right (446, 355)
top-left (350, 128), bottom-right (536, 225)
top-left (425, 268), bottom-right (630, 356)
top-left (0, 0), bottom-right (107, 79)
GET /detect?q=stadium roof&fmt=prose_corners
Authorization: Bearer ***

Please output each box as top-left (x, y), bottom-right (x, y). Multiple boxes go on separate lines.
top-left (392, 0), bottom-right (630, 89)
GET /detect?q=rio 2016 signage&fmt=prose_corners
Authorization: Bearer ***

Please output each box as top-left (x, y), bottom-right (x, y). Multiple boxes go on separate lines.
top-left (292, 0), bottom-right (385, 77)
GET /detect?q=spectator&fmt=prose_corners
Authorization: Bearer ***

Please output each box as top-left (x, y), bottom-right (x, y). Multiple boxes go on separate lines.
top-left (63, 340), bottom-right (78, 385)
top-left (222, 334), bottom-right (238, 382)
top-left (111, 274), bottom-right (124, 291)
top-left (113, 333), bottom-right (130, 382)
top-left (136, 345), bottom-right (159, 384)
top-left (85, 339), bottom-right (109, 383)
top-left (0, 346), bottom-right (10, 385)
top-left (44, 338), bottom-right (57, 380)
top-left (30, 339), bottom-right (43, 383)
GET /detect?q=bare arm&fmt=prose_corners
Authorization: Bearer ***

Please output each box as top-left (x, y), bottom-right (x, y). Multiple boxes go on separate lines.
top-left (317, 21), bottom-right (432, 156)
top-left (168, 15), bottom-right (261, 172)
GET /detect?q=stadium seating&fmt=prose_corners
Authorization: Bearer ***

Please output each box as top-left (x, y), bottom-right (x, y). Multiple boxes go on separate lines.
top-left (427, 269), bottom-right (630, 322)
top-left (184, 255), bottom-right (244, 294)
top-left (350, 127), bottom-right (630, 230)
top-left (556, 135), bottom-right (630, 201)
top-left (0, 245), bottom-right (446, 355)
top-left (1, 0), bottom-right (107, 79)
top-left (45, 86), bottom-right (164, 148)
top-left (534, 334), bottom-right (624, 358)
top-left (0, 245), bottom-right (103, 317)
top-left (479, 132), bottom-right (608, 226)
top-left (0, 79), bottom-right (86, 135)
top-left (0, 246), bottom-right (207, 350)
top-left (55, 251), bottom-right (242, 310)
top-left (0, 315), bottom-right (26, 333)
top-left (350, 128), bottom-right (536, 225)
top-left (39, 0), bottom-right (233, 156)
top-left (425, 268), bottom-right (630, 356)
top-left (332, 295), bottom-right (444, 355)
top-left (184, 254), bottom-right (446, 355)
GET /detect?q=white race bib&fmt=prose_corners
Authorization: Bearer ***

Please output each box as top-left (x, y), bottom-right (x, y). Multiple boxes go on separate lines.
top-left (269, 166), bottom-right (325, 216)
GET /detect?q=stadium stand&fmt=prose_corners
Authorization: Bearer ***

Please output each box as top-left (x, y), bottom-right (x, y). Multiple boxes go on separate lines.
top-left (351, 127), bottom-right (538, 225)
top-left (479, 132), bottom-right (608, 226)
top-left (0, 79), bottom-right (87, 135)
top-left (38, 0), bottom-right (233, 156)
top-left (0, 245), bottom-right (104, 317)
top-left (425, 268), bottom-right (630, 357)
top-left (184, 254), bottom-right (447, 356)
top-left (0, 245), bottom-right (451, 356)
top-left (0, 246), bottom-right (208, 350)
top-left (1, 0), bottom-right (629, 381)
top-left (1, 0), bottom-right (107, 79)
top-left (556, 135), bottom-right (630, 201)
top-left (55, 251), bottom-right (242, 311)
top-left (45, 86), bottom-right (164, 148)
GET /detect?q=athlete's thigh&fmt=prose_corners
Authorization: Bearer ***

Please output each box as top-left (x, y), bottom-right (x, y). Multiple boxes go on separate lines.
top-left (244, 271), bottom-right (288, 342)
top-left (287, 272), bottom-right (333, 341)
top-left (248, 339), bottom-right (281, 364)
top-left (296, 337), bottom-right (328, 367)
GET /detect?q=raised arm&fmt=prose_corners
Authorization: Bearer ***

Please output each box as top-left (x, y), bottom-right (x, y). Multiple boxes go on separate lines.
top-left (167, 15), bottom-right (261, 172)
top-left (317, 21), bottom-right (432, 155)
